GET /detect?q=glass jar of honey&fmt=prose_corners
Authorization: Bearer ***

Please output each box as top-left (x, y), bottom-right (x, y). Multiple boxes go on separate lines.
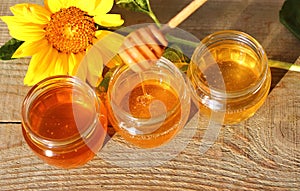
top-left (187, 30), bottom-right (271, 124)
top-left (21, 75), bottom-right (108, 168)
top-left (107, 57), bottom-right (191, 148)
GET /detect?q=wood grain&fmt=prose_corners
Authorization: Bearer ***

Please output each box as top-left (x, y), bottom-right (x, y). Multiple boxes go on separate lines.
top-left (166, 0), bottom-right (207, 29)
top-left (0, 65), bottom-right (299, 190)
top-left (0, 59), bottom-right (30, 121)
top-left (1, 68), bottom-right (299, 190)
top-left (1, 0), bottom-right (300, 121)
top-left (117, 0), bottom-right (300, 63)
top-left (0, 0), bottom-right (299, 190)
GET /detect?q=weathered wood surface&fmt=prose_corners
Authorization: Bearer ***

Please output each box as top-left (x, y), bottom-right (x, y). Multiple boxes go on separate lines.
top-left (0, 0), bottom-right (299, 190)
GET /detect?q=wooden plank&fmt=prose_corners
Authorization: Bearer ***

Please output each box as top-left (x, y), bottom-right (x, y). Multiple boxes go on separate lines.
top-left (0, 63), bottom-right (299, 190)
top-left (116, 0), bottom-right (300, 63)
top-left (0, 1), bottom-right (32, 122)
top-left (1, 0), bottom-right (300, 121)
top-left (0, 0), bottom-right (299, 189)
top-left (0, 59), bottom-right (30, 122)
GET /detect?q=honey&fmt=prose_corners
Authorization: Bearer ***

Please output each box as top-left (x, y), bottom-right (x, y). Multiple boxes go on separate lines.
top-left (200, 60), bottom-right (259, 91)
top-left (107, 57), bottom-right (191, 148)
top-left (121, 80), bottom-right (180, 119)
top-left (117, 80), bottom-right (182, 147)
top-left (21, 76), bottom-right (108, 168)
top-left (188, 30), bottom-right (271, 124)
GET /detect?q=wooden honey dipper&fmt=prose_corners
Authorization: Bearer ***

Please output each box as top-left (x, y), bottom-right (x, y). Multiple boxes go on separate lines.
top-left (118, 0), bottom-right (208, 72)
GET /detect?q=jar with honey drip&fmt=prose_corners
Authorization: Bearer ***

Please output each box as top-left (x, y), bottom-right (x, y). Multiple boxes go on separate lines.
top-left (21, 76), bottom-right (108, 168)
top-left (187, 30), bottom-right (271, 124)
top-left (106, 57), bottom-right (191, 148)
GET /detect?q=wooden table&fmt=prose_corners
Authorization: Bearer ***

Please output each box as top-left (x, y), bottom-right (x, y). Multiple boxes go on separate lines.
top-left (1, 0), bottom-right (299, 190)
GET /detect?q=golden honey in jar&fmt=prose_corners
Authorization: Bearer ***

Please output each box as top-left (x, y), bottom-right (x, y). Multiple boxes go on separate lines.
top-left (187, 30), bottom-right (271, 124)
top-left (107, 57), bottom-right (191, 148)
top-left (21, 76), bottom-right (108, 168)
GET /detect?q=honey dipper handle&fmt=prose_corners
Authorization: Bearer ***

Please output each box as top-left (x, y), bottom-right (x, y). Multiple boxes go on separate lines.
top-left (167, 0), bottom-right (207, 29)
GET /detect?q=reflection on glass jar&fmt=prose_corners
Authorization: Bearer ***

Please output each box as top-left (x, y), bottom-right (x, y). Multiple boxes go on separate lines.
top-left (187, 30), bottom-right (271, 124)
top-left (107, 57), bottom-right (191, 148)
top-left (21, 76), bottom-right (108, 168)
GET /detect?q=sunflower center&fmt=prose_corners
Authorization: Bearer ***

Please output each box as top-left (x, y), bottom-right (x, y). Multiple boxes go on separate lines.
top-left (45, 6), bottom-right (96, 54)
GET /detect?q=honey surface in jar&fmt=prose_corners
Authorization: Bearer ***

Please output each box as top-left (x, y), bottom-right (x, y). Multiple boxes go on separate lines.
top-left (189, 42), bottom-right (271, 124)
top-left (111, 79), bottom-right (183, 148)
top-left (23, 86), bottom-right (107, 168)
top-left (201, 60), bottom-right (259, 91)
top-left (123, 80), bottom-right (179, 119)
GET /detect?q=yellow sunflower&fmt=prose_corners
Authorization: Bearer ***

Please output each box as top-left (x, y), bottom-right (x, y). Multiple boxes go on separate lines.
top-left (1, 0), bottom-right (124, 86)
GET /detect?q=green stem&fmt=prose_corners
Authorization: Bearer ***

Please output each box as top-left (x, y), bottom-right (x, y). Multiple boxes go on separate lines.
top-left (164, 35), bottom-right (300, 73)
top-left (166, 34), bottom-right (199, 47)
top-left (148, 12), bottom-right (161, 27)
top-left (268, 59), bottom-right (300, 72)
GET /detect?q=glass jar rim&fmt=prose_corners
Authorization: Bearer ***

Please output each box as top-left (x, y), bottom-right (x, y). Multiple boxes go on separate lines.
top-left (21, 75), bottom-right (101, 148)
top-left (190, 30), bottom-right (269, 99)
top-left (108, 57), bottom-right (188, 126)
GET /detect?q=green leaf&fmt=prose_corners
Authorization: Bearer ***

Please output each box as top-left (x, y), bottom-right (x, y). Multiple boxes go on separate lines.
top-left (0, 38), bottom-right (24, 60)
top-left (115, 0), bottom-right (151, 13)
top-left (279, 0), bottom-right (300, 40)
top-left (97, 66), bottom-right (118, 92)
top-left (95, 23), bottom-right (122, 31)
top-left (163, 46), bottom-right (190, 73)
top-left (268, 59), bottom-right (300, 72)
top-left (163, 46), bottom-right (190, 63)
top-left (115, 0), bottom-right (161, 25)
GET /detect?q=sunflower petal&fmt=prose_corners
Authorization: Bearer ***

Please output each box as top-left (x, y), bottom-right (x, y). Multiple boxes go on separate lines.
top-left (48, 49), bottom-right (60, 76)
top-left (9, 3), bottom-right (28, 15)
top-left (48, 49), bottom-right (70, 76)
top-left (2, 16), bottom-right (25, 26)
top-left (0, 16), bottom-right (44, 27)
top-left (76, 0), bottom-right (97, 15)
top-left (62, 0), bottom-right (79, 8)
top-left (1, 15), bottom-right (45, 41)
top-left (12, 39), bottom-right (48, 58)
top-left (93, 30), bottom-right (124, 69)
top-left (24, 45), bottom-right (54, 85)
top-left (68, 53), bottom-right (77, 74)
top-left (56, 53), bottom-right (69, 74)
top-left (10, 3), bottom-right (50, 24)
top-left (84, 45), bottom-right (104, 86)
top-left (94, 30), bottom-right (124, 54)
top-left (94, 14), bottom-right (124, 27)
top-left (69, 52), bottom-right (85, 75)
top-left (94, 30), bottom-right (124, 50)
top-left (8, 25), bottom-right (45, 41)
top-left (44, 0), bottom-right (64, 13)
top-left (91, 0), bottom-right (114, 15)
top-left (24, 45), bottom-right (70, 85)
top-left (75, 56), bottom-right (88, 82)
